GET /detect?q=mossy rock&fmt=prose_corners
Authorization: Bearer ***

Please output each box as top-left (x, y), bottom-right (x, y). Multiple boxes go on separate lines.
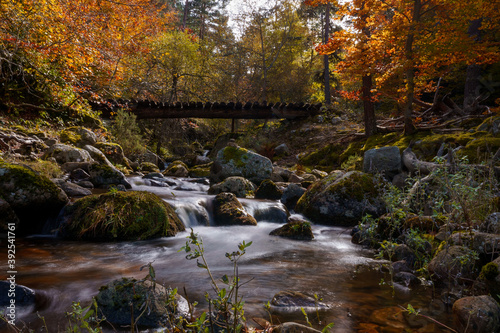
top-left (95, 278), bottom-right (189, 328)
top-left (163, 160), bottom-right (189, 177)
top-left (88, 163), bottom-right (131, 189)
top-left (94, 142), bottom-right (129, 168)
top-left (210, 146), bottom-right (272, 184)
top-left (0, 161), bottom-right (68, 235)
top-left (269, 219), bottom-right (314, 240)
top-left (457, 136), bottom-right (500, 163)
top-left (295, 171), bottom-right (386, 226)
top-left (59, 191), bottom-right (184, 240)
top-left (189, 163), bottom-right (212, 178)
top-left (212, 192), bottom-right (257, 226)
top-left (140, 162), bottom-right (160, 173)
top-left (428, 245), bottom-right (480, 284)
top-left (255, 179), bottom-right (283, 200)
top-left (208, 176), bottom-right (255, 198)
top-left (59, 126), bottom-right (97, 147)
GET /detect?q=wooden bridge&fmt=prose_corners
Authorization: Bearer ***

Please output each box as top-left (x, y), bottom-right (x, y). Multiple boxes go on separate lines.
top-left (92, 100), bottom-right (322, 120)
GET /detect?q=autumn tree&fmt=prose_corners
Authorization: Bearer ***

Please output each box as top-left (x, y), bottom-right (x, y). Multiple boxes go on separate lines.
top-left (313, 0), bottom-right (499, 135)
top-left (0, 0), bottom-right (173, 120)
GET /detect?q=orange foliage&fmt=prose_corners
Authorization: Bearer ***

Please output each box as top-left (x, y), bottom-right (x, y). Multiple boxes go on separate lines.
top-left (308, 0), bottom-right (500, 103)
top-left (0, 0), bottom-right (175, 100)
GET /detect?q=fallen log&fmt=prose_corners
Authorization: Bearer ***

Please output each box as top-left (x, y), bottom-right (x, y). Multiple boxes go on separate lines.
top-left (402, 146), bottom-right (500, 178)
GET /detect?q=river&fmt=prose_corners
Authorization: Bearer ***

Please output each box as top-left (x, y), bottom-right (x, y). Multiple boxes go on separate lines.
top-left (0, 176), bottom-right (454, 332)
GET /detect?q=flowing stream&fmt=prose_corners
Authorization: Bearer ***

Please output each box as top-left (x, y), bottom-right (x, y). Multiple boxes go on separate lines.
top-left (0, 176), bottom-right (454, 332)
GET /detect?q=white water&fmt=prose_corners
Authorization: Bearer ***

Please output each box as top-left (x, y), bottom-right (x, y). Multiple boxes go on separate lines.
top-left (0, 175), bottom-right (450, 332)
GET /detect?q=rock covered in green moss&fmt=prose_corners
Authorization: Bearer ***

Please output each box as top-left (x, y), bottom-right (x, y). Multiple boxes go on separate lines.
top-left (140, 162), bottom-right (160, 173)
top-left (453, 295), bottom-right (500, 333)
top-left (295, 171), bottom-right (386, 226)
top-left (43, 143), bottom-right (93, 164)
top-left (163, 160), bottom-right (189, 177)
top-left (255, 179), bottom-right (283, 200)
top-left (208, 176), bottom-right (256, 198)
top-left (189, 163), bottom-right (212, 178)
top-left (95, 278), bottom-right (189, 328)
top-left (210, 146), bottom-right (272, 185)
top-left (0, 160), bottom-right (68, 235)
top-left (94, 142), bottom-right (129, 167)
top-left (59, 126), bottom-right (97, 147)
top-left (428, 245), bottom-right (479, 284)
top-left (88, 163), bottom-right (131, 189)
top-left (270, 219), bottom-right (314, 240)
top-left (83, 145), bottom-right (114, 166)
top-left (212, 192), bottom-right (257, 226)
top-left (59, 191), bottom-right (184, 240)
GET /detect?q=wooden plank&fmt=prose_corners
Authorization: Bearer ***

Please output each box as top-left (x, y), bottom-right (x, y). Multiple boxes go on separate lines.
top-left (91, 100), bottom-right (322, 119)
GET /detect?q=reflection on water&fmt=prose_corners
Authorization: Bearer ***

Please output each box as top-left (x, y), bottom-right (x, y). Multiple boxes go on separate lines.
top-left (0, 176), bottom-right (454, 332)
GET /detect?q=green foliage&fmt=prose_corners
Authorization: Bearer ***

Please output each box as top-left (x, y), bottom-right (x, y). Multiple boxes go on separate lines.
top-left (110, 109), bottom-right (145, 156)
top-left (480, 262), bottom-right (499, 281)
top-left (180, 229), bottom-right (252, 333)
top-left (65, 300), bottom-right (103, 333)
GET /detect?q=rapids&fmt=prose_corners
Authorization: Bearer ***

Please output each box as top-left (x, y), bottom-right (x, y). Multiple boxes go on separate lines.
top-left (0, 176), bottom-right (454, 332)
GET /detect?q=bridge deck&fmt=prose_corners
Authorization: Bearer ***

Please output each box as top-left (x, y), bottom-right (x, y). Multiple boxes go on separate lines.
top-left (92, 101), bottom-right (322, 120)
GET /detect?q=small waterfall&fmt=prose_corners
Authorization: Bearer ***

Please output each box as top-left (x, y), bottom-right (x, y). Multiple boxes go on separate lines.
top-left (240, 199), bottom-right (290, 223)
top-left (166, 198), bottom-right (212, 227)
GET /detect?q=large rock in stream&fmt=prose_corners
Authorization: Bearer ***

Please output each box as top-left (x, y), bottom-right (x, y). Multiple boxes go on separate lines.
top-left (453, 295), bottom-right (500, 333)
top-left (59, 191), bottom-right (184, 240)
top-left (0, 161), bottom-right (68, 235)
top-left (210, 146), bottom-right (272, 185)
top-left (212, 193), bottom-right (257, 226)
top-left (96, 278), bottom-right (189, 328)
top-left (295, 171), bottom-right (386, 226)
top-left (208, 176), bottom-right (256, 198)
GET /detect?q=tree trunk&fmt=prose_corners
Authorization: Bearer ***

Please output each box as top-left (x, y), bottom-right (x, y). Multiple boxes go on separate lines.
top-left (463, 19), bottom-right (483, 111)
top-left (362, 74), bottom-right (377, 137)
top-left (182, 0), bottom-right (189, 30)
top-left (323, 3), bottom-right (331, 105)
top-left (403, 0), bottom-right (421, 135)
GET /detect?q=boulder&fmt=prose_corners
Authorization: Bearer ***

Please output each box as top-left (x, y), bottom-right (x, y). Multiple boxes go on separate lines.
top-left (453, 295), bottom-right (500, 333)
top-left (94, 142), bottom-right (129, 167)
top-left (83, 145), bottom-right (114, 167)
top-left (43, 143), bottom-right (93, 164)
top-left (140, 162), bottom-right (160, 173)
top-left (52, 179), bottom-right (92, 197)
top-left (210, 146), bottom-right (272, 185)
top-left (273, 166), bottom-right (292, 182)
top-left (208, 176), bottom-right (256, 198)
top-left (189, 163), bottom-right (212, 178)
top-left (0, 282), bottom-right (36, 309)
top-left (280, 183), bottom-right (307, 211)
top-left (450, 232), bottom-right (500, 256)
top-left (271, 290), bottom-right (327, 310)
top-left (69, 168), bottom-right (90, 181)
top-left (274, 143), bottom-right (290, 156)
top-left (88, 163), bottom-right (131, 189)
top-left (428, 245), bottom-right (480, 284)
top-left (163, 161), bottom-right (189, 177)
top-left (295, 171), bottom-right (386, 226)
top-left (212, 193), bottom-right (257, 226)
top-left (95, 278), bottom-right (189, 328)
top-left (0, 161), bottom-right (68, 235)
top-left (59, 191), bottom-right (184, 240)
top-left (61, 162), bottom-right (92, 173)
top-left (480, 212), bottom-right (500, 234)
top-left (363, 146), bottom-right (402, 180)
top-left (255, 179), bottom-right (283, 200)
top-left (311, 169), bottom-right (328, 179)
top-left (288, 174), bottom-right (304, 184)
top-left (59, 126), bottom-right (97, 147)
top-left (270, 219), bottom-right (314, 240)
